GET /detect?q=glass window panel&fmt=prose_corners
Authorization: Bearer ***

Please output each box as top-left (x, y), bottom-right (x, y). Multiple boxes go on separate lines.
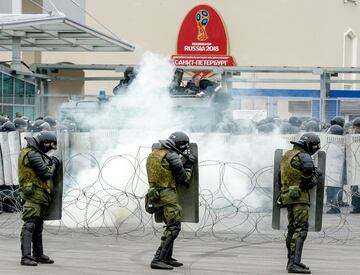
top-left (3, 105), bottom-right (13, 120)
top-left (3, 74), bottom-right (13, 104)
top-left (15, 79), bottom-right (25, 104)
top-left (14, 106), bottom-right (24, 118)
top-left (24, 106), bottom-right (34, 120)
top-left (0, 73), bottom-right (2, 104)
top-left (25, 82), bottom-right (35, 105)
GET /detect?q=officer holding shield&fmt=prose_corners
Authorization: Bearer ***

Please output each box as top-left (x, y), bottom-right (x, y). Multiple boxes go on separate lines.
top-left (280, 133), bottom-right (322, 274)
top-left (18, 132), bottom-right (59, 266)
top-left (146, 131), bottom-right (195, 270)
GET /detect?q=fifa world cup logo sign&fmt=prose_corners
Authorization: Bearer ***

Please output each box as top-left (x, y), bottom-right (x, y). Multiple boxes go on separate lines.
top-left (196, 10), bottom-right (210, 41)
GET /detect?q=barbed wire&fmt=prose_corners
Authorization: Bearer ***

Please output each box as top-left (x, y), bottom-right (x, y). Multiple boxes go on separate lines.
top-left (0, 147), bottom-right (358, 245)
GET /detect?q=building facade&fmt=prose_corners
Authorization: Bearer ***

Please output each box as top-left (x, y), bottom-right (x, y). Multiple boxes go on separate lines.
top-left (1, 0), bottom-right (360, 120)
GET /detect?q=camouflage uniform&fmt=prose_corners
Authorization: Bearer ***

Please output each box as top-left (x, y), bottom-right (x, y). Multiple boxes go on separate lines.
top-left (280, 145), bottom-right (315, 273)
top-left (146, 146), bottom-right (192, 269)
top-left (19, 147), bottom-right (52, 221)
top-left (18, 137), bottom-right (57, 266)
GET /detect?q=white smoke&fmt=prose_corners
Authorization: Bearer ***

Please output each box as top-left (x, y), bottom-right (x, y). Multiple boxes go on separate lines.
top-left (113, 52), bottom-right (179, 130)
top-left (59, 53), bottom-right (298, 229)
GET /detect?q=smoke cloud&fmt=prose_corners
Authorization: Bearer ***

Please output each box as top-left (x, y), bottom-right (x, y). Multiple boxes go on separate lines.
top-left (59, 53), bottom-right (296, 230)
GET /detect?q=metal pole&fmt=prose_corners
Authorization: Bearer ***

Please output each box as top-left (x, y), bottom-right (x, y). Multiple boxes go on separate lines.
top-left (221, 72), bottom-right (227, 93)
top-left (11, 36), bottom-right (22, 71)
top-left (319, 73), bottom-right (330, 122)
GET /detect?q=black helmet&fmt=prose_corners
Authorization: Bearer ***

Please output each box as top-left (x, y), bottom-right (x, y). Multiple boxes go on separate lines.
top-left (257, 123), bottom-right (275, 134)
top-left (329, 125), bottom-right (344, 135)
top-left (330, 116), bottom-right (345, 128)
top-left (167, 131), bottom-right (190, 152)
top-left (0, 121), bottom-right (16, 132)
top-left (32, 120), bottom-right (51, 132)
top-left (352, 117), bottom-right (360, 127)
top-left (34, 132), bottom-right (57, 153)
top-left (304, 120), bottom-right (319, 132)
top-left (13, 118), bottom-right (27, 130)
top-left (0, 115), bottom-right (9, 126)
top-left (43, 116), bottom-right (57, 127)
top-left (280, 122), bottom-right (293, 134)
top-left (291, 133), bottom-right (320, 155)
top-left (289, 116), bottom-right (302, 127)
top-left (124, 67), bottom-right (135, 79)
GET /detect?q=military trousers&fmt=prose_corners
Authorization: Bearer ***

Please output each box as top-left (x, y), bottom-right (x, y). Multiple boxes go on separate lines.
top-left (156, 188), bottom-right (182, 243)
top-left (22, 200), bottom-right (48, 221)
top-left (286, 203), bottom-right (309, 254)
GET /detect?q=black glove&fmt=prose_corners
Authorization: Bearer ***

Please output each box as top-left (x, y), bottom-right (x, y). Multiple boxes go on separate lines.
top-left (301, 167), bottom-right (322, 191)
top-left (51, 156), bottom-right (60, 168)
top-left (182, 180), bottom-right (190, 189)
top-left (184, 153), bottom-right (196, 170)
top-left (313, 167), bottom-right (322, 178)
top-left (186, 153), bottom-right (196, 165)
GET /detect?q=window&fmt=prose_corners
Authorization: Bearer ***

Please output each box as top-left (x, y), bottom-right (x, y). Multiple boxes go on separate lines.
top-left (25, 82), bottom-right (35, 105)
top-left (0, 70), bottom-right (36, 120)
top-left (3, 74), bottom-right (13, 104)
top-left (288, 101), bottom-right (311, 116)
top-left (15, 78), bottom-right (25, 104)
top-left (0, 73), bottom-right (2, 104)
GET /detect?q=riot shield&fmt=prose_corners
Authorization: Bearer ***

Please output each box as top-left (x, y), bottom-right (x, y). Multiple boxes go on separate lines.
top-left (320, 133), bottom-right (344, 188)
top-left (272, 149), bottom-right (283, 230)
top-left (8, 131), bottom-right (21, 185)
top-left (44, 131), bottom-right (64, 220)
top-left (150, 142), bottom-right (199, 223)
top-left (272, 149), bottom-right (326, 232)
top-left (0, 132), bottom-right (13, 185)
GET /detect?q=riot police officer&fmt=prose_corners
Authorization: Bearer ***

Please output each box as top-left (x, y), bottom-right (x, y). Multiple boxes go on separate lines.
top-left (0, 121), bottom-right (16, 132)
top-left (18, 132), bottom-right (59, 266)
top-left (351, 117), bottom-right (360, 213)
top-left (280, 133), bottom-right (322, 274)
top-left (326, 124), bottom-right (345, 214)
top-left (330, 116), bottom-right (345, 128)
top-left (113, 67), bottom-right (136, 95)
top-left (146, 132), bottom-right (195, 270)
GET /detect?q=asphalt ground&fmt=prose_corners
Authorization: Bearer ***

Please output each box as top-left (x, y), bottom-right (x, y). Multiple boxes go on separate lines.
top-left (0, 210), bottom-right (359, 275)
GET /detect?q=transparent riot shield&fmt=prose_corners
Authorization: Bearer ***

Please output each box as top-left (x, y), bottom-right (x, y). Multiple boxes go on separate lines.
top-left (0, 132), bottom-right (13, 185)
top-left (272, 149), bottom-right (326, 232)
top-left (320, 133), bottom-right (344, 188)
top-left (7, 131), bottom-right (21, 185)
top-left (150, 143), bottom-right (199, 223)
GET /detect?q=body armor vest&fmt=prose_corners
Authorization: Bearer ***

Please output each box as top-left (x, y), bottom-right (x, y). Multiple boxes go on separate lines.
top-left (146, 148), bottom-right (176, 189)
top-left (18, 147), bottom-right (52, 195)
top-left (280, 147), bottom-right (310, 205)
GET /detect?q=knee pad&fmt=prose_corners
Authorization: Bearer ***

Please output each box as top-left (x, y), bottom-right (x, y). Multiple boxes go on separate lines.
top-left (23, 220), bottom-right (36, 232)
top-left (171, 223), bottom-right (181, 239)
top-left (299, 224), bottom-right (308, 240)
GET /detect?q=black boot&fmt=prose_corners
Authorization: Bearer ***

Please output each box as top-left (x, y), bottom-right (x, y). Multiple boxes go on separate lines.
top-left (287, 254), bottom-right (309, 271)
top-left (32, 221), bottom-right (54, 264)
top-left (20, 221), bottom-right (37, 266)
top-left (165, 241), bottom-right (183, 267)
top-left (150, 246), bottom-right (173, 270)
top-left (288, 255), bottom-right (311, 274)
top-left (288, 234), bottom-right (311, 274)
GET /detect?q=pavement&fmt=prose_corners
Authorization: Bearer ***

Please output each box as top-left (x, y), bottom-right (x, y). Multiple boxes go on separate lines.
top-left (0, 210), bottom-right (359, 275)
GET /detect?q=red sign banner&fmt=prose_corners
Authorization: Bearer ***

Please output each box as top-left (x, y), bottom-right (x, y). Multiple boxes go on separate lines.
top-left (172, 4), bottom-right (236, 77)
top-left (172, 55), bottom-right (236, 67)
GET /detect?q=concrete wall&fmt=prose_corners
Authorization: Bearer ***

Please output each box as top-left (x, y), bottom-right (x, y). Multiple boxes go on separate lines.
top-left (43, 0), bottom-right (85, 24)
top-left (41, 0), bottom-right (360, 94)
top-left (2, 1), bottom-right (360, 96)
